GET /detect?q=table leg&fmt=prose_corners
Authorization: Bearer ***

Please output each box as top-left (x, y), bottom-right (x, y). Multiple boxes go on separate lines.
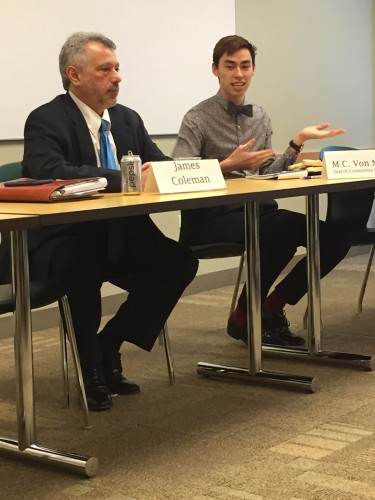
top-left (306, 193), bottom-right (322, 353)
top-left (0, 438), bottom-right (99, 477)
top-left (263, 194), bottom-right (374, 371)
top-left (0, 230), bottom-right (98, 477)
top-left (11, 229), bottom-right (35, 450)
top-left (197, 201), bottom-right (318, 392)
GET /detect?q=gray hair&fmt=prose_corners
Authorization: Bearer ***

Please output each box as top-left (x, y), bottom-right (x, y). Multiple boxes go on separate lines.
top-left (59, 32), bottom-right (116, 90)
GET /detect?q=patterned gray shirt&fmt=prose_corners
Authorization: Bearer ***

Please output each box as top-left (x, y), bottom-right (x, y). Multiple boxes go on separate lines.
top-left (172, 92), bottom-right (297, 175)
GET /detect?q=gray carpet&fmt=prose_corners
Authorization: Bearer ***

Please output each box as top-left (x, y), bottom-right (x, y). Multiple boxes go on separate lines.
top-left (1, 254), bottom-right (375, 499)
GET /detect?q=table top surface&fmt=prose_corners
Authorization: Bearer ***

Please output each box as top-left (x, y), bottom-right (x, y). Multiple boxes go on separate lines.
top-left (0, 213), bottom-right (40, 230)
top-left (0, 176), bottom-right (374, 227)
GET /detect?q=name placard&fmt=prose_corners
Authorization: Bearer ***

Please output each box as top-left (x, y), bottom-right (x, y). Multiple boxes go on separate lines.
top-left (322, 150), bottom-right (375, 179)
top-left (144, 159), bottom-right (226, 194)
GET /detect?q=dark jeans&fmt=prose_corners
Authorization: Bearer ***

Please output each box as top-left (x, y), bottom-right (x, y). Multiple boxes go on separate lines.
top-left (184, 203), bottom-right (350, 311)
top-left (29, 215), bottom-right (198, 370)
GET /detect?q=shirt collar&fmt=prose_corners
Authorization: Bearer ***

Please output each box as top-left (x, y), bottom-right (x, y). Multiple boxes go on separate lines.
top-left (69, 91), bottom-right (111, 134)
top-left (214, 90), bottom-right (250, 113)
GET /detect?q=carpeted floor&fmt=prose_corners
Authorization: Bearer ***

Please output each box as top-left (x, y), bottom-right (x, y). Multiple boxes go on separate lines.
top-left (0, 254), bottom-right (375, 499)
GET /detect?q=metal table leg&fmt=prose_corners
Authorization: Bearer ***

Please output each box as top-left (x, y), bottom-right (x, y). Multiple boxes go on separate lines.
top-left (198, 201), bottom-right (318, 393)
top-left (0, 230), bottom-right (98, 477)
top-left (11, 229), bottom-right (35, 450)
top-left (263, 194), bottom-right (374, 371)
top-left (0, 438), bottom-right (99, 477)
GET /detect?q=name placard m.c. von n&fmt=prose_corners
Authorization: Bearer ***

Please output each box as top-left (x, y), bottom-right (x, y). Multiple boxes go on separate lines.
top-left (322, 150), bottom-right (375, 179)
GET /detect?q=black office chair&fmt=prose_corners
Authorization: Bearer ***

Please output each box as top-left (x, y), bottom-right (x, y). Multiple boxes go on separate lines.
top-left (0, 232), bottom-right (90, 428)
top-left (321, 146), bottom-right (375, 312)
top-left (179, 209), bottom-right (245, 316)
top-left (0, 163), bottom-right (90, 427)
top-left (303, 146), bottom-right (375, 326)
top-left (0, 161), bottom-right (23, 181)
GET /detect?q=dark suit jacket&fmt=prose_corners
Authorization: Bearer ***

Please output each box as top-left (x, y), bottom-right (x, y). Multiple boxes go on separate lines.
top-left (22, 93), bottom-right (169, 253)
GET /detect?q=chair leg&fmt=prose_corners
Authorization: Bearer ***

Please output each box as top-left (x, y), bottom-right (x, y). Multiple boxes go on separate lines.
top-left (161, 322), bottom-right (175, 385)
top-left (358, 243), bottom-right (375, 313)
top-left (229, 253), bottom-right (245, 316)
top-left (303, 305), bottom-right (324, 331)
top-left (303, 306), bottom-right (308, 330)
top-left (58, 296), bottom-right (91, 429)
top-left (59, 318), bottom-right (70, 408)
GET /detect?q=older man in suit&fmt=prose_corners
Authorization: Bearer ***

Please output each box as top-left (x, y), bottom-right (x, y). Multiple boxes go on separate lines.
top-left (22, 32), bottom-right (198, 411)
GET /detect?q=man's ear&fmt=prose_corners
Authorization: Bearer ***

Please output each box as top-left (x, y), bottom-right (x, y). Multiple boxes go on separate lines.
top-left (66, 65), bottom-right (80, 86)
top-left (212, 63), bottom-right (219, 78)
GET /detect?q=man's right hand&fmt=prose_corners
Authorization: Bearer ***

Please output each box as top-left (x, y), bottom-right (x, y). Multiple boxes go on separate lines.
top-left (220, 138), bottom-right (275, 173)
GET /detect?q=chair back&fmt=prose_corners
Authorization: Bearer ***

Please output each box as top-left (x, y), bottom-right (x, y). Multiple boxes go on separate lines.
top-left (179, 208), bottom-right (245, 258)
top-left (179, 209), bottom-right (203, 246)
top-left (0, 162), bottom-right (22, 182)
top-left (0, 163), bottom-right (23, 284)
top-left (321, 147), bottom-right (374, 232)
top-left (0, 232), bottom-right (11, 285)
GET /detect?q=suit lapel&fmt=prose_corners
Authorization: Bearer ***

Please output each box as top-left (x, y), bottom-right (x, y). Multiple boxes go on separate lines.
top-left (109, 107), bottom-right (130, 162)
top-left (63, 93), bottom-right (98, 166)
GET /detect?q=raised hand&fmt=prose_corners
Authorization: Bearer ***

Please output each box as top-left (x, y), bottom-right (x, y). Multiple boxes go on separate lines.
top-left (294, 123), bottom-right (346, 145)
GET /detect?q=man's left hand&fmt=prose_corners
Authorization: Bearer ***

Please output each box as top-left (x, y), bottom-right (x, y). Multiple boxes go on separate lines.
top-left (294, 123), bottom-right (346, 145)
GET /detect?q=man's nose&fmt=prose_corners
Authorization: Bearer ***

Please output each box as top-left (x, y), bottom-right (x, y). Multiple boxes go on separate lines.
top-left (234, 66), bottom-right (243, 77)
top-left (112, 70), bottom-right (122, 83)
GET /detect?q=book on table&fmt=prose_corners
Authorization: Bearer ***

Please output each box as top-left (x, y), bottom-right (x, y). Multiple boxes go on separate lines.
top-left (245, 170), bottom-right (308, 180)
top-left (0, 177), bottom-right (108, 202)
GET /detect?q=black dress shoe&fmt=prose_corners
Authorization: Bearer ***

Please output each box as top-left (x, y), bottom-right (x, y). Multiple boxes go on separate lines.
top-left (227, 314), bottom-right (289, 346)
top-left (262, 311), bottom-right (305, 346)
top-left (83, 367), bottom-right (113, 411)
top-left (102, 351), bottom-right (140, 396)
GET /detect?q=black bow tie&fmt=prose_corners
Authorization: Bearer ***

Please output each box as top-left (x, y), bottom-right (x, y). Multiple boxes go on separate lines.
top-left (226, 102), bottom-right (253, 117)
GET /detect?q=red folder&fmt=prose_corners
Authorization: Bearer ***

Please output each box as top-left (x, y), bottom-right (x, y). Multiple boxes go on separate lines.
top-left (0, 177), bottom-right (108, 202)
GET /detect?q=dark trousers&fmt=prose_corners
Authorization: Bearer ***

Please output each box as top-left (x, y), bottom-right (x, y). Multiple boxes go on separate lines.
top-left (29, 215), bottom-right (198, 370)
top-left (191, 204), bottom-right (350, 311)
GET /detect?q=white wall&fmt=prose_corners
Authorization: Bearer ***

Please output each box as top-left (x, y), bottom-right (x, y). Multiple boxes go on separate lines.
top-left (1, 0), bottom-right (235, 139)
top-left (236, 0), bottom-right (374, 152)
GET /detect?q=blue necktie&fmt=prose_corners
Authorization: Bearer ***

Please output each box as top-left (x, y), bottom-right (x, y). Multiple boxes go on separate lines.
top-left (99, 119), bottom-right (117, 169)
top-left (99, 119), bottom-right (122, 261)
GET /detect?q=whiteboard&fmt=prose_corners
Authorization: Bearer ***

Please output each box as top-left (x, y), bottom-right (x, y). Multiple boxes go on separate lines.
top-left (2, 0), bottom-right (235, 139)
